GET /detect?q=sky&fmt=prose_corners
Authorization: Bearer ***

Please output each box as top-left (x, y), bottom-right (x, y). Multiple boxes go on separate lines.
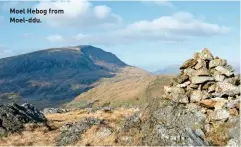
top-left (0, 0), bottom-right (240, 72)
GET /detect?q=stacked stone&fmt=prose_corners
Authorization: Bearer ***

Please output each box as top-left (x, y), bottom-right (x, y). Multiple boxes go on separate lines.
top-left (164, 48), bottom-right (240, 121)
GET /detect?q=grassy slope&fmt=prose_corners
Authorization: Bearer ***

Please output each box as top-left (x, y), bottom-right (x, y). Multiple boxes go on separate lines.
top-left (66, 66), bottom-right (163, 108)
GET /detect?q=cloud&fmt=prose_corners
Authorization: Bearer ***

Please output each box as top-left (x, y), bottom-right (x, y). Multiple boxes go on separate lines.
top-left (125, 11), bottom-right (230, 37)
top-left (35, 0), bottom-right (121, 28)
top-left (46, 35), bottom-right (65, 43)
top-left (46, 11), bottom-right (230, 46)
top-left (142, 0), bottom-right (174, 7)
top-left (71, 12), bottom-right (230, 45)
top-left (0, 44), bottom-right (13, 58)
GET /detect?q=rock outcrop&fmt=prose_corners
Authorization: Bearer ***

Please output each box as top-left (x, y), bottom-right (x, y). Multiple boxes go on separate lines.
top-left (0, 103), bottom-right (47, 136)
top-left (42, 108), bottom-right (70, 115)
top-left (56, 117), bottom-right (104, 146)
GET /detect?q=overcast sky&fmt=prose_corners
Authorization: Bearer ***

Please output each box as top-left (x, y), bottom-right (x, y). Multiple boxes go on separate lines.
top-left (0, 0), bottom-right (240, 72)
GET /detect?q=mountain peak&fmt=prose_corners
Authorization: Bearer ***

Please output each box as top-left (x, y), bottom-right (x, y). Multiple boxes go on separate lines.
top-left (0, 45), bottom-right (127, 108)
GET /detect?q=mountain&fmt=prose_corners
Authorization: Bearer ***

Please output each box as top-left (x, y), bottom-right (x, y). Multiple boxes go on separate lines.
top-left (0, 45), bottom-right (127, 108)
top-left (234, 65), bottom-right (240, 74)
top-left (153, 65), bottom-right (180, 75)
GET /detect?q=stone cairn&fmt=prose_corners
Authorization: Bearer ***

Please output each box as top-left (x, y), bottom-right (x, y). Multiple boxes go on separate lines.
top-left (164, 48), bottom-right (240, 121)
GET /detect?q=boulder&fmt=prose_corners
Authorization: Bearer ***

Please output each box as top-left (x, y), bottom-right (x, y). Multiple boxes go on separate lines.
top-left (180, 59), bottom-right (198, 69)
top-left (195, 59), bottom-right (207, 70)
top-left (208, 84), bottom-right (216, 93)
top-left (212, 98), bottom-right (228, 110)
top-left (215, 66), bottom-right (233, 77)
top-left (199, 99), bottom-right (217, 108)
top-left (189, 84), bottom-right (199, 89)
top-left (199, 48), bottom-right (214, 60)
top-left (190, 90), bottom-right (210, 102)
top-left (227, 99), bottom-right (240, 109)
top-left (214, 74), bottom-right (225, 82)
top-left (224, 76), bottom-right (240, 86)
top-left (209, 59), bottom-right (227, 68)
top-left (191, 76), bottom-right (214, 84)
top-left (184, 68), bottom-right (196, 77)
top-left (209, 109), bottom-right (230, 121)
top-left (190, 90), bottom-right (203, 102)
top-left (174, 74), bottom-right (189, 84)
top-left (169, 87), bottom-right (189, 104)
top-left (177, 81), bottom-right (191, 88)
top-left (214, 82), bottom-right (240, 97)
top-left (202, 82), bottom-right (215, 90)
top-left (194, 69), bottom-right (210, 76)
top-left (225, 65), bottom-right (234, 72)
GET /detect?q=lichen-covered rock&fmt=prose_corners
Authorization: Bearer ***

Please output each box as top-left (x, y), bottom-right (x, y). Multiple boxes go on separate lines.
top-left (215, 66), bottom-right (233, 77)
top-left (209, 109), bottom-right (230, 121)
top-left (224, 76), bottom-right (240, 86)
top-left (184, 68), bottom-right (196, 77)
top-left (180, 59), bottom-right (198, 69)
top-left (96, 127), bottom-right (112, 138)
top-left (195, 68), bottom-right (210, 76)
top-left (177, 81), bottom-right (191, 88)
top-left (191, 76), bottom-right (214, 84)
top-left (190, 90), bottom-right (204, 102)
top-left (195, 58), bottom-right (207, 70)
top-left (174, 74), bottom-right (189, 84)
top-left (56, 117), bottom-right (103, 146)
top-left (214, 74), bottom-right (226, 82)
top-left (118, 136), bottom-right (133, 145)
top-left (168, 87), bottom-right (189, 104)
top-left (121, 112), bottom-right (141, 132)
top-left (200, 48), bottom-right (214, 60)
top-left (214, 82), bottom-right (240, 97)
top-left (42, 108), bottom-right (70, 115)
top-left (208, 84), bottom-right (216, 93)
top-left (209, 59), bottom-right (227, 68)
top-left (140, 99), bottom-right (208, 146)
top-left (0, 103), bottom-right (47, 135)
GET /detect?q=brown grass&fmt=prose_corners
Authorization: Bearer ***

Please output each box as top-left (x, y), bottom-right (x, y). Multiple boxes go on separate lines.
top-left (68, 67), bottom-right (156, 108)
top-left (75, 125), bottom-right (118, 146)
top-left (0, 125), bottom-right (60, 146)
top-left (0, 108), bottom-right (138, 146)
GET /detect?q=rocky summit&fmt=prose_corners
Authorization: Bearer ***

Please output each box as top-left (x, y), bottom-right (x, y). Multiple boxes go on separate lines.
top-left (161, 48), bottom-right (240, 145)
